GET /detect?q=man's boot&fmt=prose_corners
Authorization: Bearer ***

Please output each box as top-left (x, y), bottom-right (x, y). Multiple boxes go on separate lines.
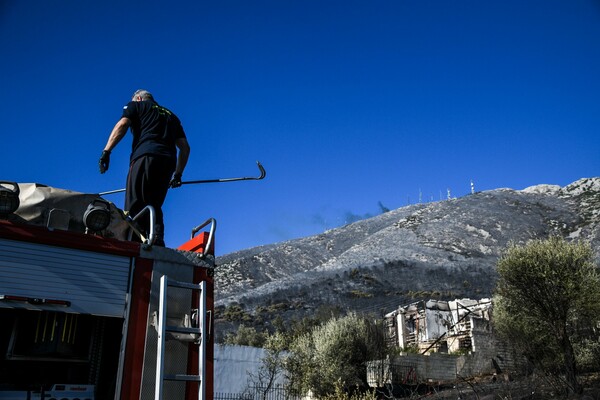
top-left (154, 224), bottom-right (165, 247)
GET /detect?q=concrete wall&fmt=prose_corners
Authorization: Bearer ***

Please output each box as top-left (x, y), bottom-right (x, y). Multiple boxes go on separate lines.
top-left (367, 354), bottom-right (457, 387)
top-left (404, 354), bottom-right (458, 382)
top-left (457, 318), bottom-right (527, 377)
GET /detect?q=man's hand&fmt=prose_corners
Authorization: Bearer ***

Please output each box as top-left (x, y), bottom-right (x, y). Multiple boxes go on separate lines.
top-left (99, 150), bottom-right (110, 174)
top-left (169, 172), bottom-right (182, 188)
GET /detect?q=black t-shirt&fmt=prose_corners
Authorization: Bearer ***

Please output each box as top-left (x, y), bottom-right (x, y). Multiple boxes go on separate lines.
top-left (121, 100), bottom-right (186, 162)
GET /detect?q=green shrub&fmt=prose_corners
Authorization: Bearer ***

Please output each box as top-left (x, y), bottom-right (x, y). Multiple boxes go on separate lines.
top-left (286, 313), bottom-right (388, 397)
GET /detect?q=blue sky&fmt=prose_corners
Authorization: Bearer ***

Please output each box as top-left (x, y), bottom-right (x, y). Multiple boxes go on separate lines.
top-left (1, 1), bottom-right (599, 255)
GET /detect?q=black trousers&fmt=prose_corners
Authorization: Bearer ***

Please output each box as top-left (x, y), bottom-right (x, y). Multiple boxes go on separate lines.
top-left (125, 155), bottom-right (175, 235)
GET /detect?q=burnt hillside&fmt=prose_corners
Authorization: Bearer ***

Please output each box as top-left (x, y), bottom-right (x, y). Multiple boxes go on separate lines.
top-left (213, 178), bottom-right (600, 339)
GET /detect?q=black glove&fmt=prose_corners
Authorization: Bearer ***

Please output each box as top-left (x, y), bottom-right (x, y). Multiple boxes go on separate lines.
top-left (99, 150), bottom-right (110, 174)
top-left (170, 172), bottom-right (182, 188)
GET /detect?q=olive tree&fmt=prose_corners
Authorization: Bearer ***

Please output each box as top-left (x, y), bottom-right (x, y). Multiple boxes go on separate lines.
top-left (285, 312), bottom-right (386, 397)
top-left (494, 237), bottom-right (600, 394)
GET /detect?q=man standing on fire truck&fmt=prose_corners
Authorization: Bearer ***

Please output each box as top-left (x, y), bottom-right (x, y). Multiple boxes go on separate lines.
top-left (99, 89), bottom-right (191, 246)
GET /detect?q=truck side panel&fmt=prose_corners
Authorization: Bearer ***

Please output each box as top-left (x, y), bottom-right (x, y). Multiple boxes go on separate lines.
top-left (0, 238), bottom-right (132, 317)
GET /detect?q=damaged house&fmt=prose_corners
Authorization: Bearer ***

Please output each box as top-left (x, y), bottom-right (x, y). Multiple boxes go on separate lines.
top-left (368, 298), bottom-right (525, 387)
top-left (384, 298), bottom-right (492, 355)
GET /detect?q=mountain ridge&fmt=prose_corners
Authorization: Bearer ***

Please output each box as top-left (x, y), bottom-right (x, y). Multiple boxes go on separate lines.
top-left (213, 178), bottom-right (600, 336)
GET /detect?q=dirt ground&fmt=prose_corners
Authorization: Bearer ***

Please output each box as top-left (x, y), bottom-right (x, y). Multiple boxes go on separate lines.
top-left (409, 373), bottom-right (600, 400)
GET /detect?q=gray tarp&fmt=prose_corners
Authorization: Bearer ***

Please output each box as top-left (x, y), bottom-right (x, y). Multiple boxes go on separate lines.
top-left (6, 183), bottom-right (129, 240)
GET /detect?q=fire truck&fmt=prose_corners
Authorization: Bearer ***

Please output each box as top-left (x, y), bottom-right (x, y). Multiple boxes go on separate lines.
top-left (0, 182), bottom-right (215, 400)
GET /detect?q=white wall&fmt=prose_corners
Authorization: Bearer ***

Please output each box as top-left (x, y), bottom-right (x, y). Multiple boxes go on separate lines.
top-left (215, 344), bottom-right (286, 393)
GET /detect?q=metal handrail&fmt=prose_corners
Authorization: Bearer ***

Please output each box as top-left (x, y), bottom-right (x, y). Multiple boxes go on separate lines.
top-left (125, 205), bottom-right (156, 245)
top-left (190, 218), bottom-right (216, 256)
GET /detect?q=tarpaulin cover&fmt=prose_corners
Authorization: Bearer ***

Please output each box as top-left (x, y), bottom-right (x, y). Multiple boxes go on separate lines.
top-left (5, 183), bottom-right (129, 240)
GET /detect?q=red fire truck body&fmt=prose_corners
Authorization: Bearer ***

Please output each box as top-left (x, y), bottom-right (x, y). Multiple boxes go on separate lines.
top-left (0, 217), bottom-right (215, 400)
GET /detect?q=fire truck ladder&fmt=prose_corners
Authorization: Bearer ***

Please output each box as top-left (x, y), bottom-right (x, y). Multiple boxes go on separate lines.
top-left (155, 275), bottom-right (207, 400)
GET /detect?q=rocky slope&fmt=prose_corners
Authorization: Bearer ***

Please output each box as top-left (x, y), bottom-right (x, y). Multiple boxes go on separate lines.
top-left (213, 178), bottom-right (600, 337)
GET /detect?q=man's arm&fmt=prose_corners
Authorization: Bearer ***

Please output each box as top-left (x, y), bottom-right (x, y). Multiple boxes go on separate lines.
top-left (104, 117), bottom-right (131, 152)
top-left (99, 117), bottom-right (131, 174)
top-left (174, 137), bottom-right (191, 176)
top-left (170, 137), bottom-right (190, 187)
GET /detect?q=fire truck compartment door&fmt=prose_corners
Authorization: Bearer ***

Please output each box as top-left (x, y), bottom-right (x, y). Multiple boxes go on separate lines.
top-left (0, 238), bottom-right (132, 317)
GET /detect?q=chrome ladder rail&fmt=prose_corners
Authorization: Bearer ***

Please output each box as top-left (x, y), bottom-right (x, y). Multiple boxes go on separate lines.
top-left (155, 275), bottom-right (206, 400)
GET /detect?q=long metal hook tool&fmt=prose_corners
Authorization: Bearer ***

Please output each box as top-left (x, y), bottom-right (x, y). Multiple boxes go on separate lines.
top-left (98, 161), bottom-right (266, 196)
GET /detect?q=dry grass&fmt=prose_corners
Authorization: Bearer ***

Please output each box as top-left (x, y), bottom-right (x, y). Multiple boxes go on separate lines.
top-left (407, 372), bottom-right (600, 400)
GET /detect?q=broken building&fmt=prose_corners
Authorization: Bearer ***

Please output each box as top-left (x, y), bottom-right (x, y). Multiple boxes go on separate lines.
top-left (384, 298), bottom-right (493, 354)
top-left (368, 298), bottom-right (525, 387)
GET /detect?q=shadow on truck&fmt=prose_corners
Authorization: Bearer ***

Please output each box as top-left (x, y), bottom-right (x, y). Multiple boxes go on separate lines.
top-left (0, 308), bottom-right (123, 399)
